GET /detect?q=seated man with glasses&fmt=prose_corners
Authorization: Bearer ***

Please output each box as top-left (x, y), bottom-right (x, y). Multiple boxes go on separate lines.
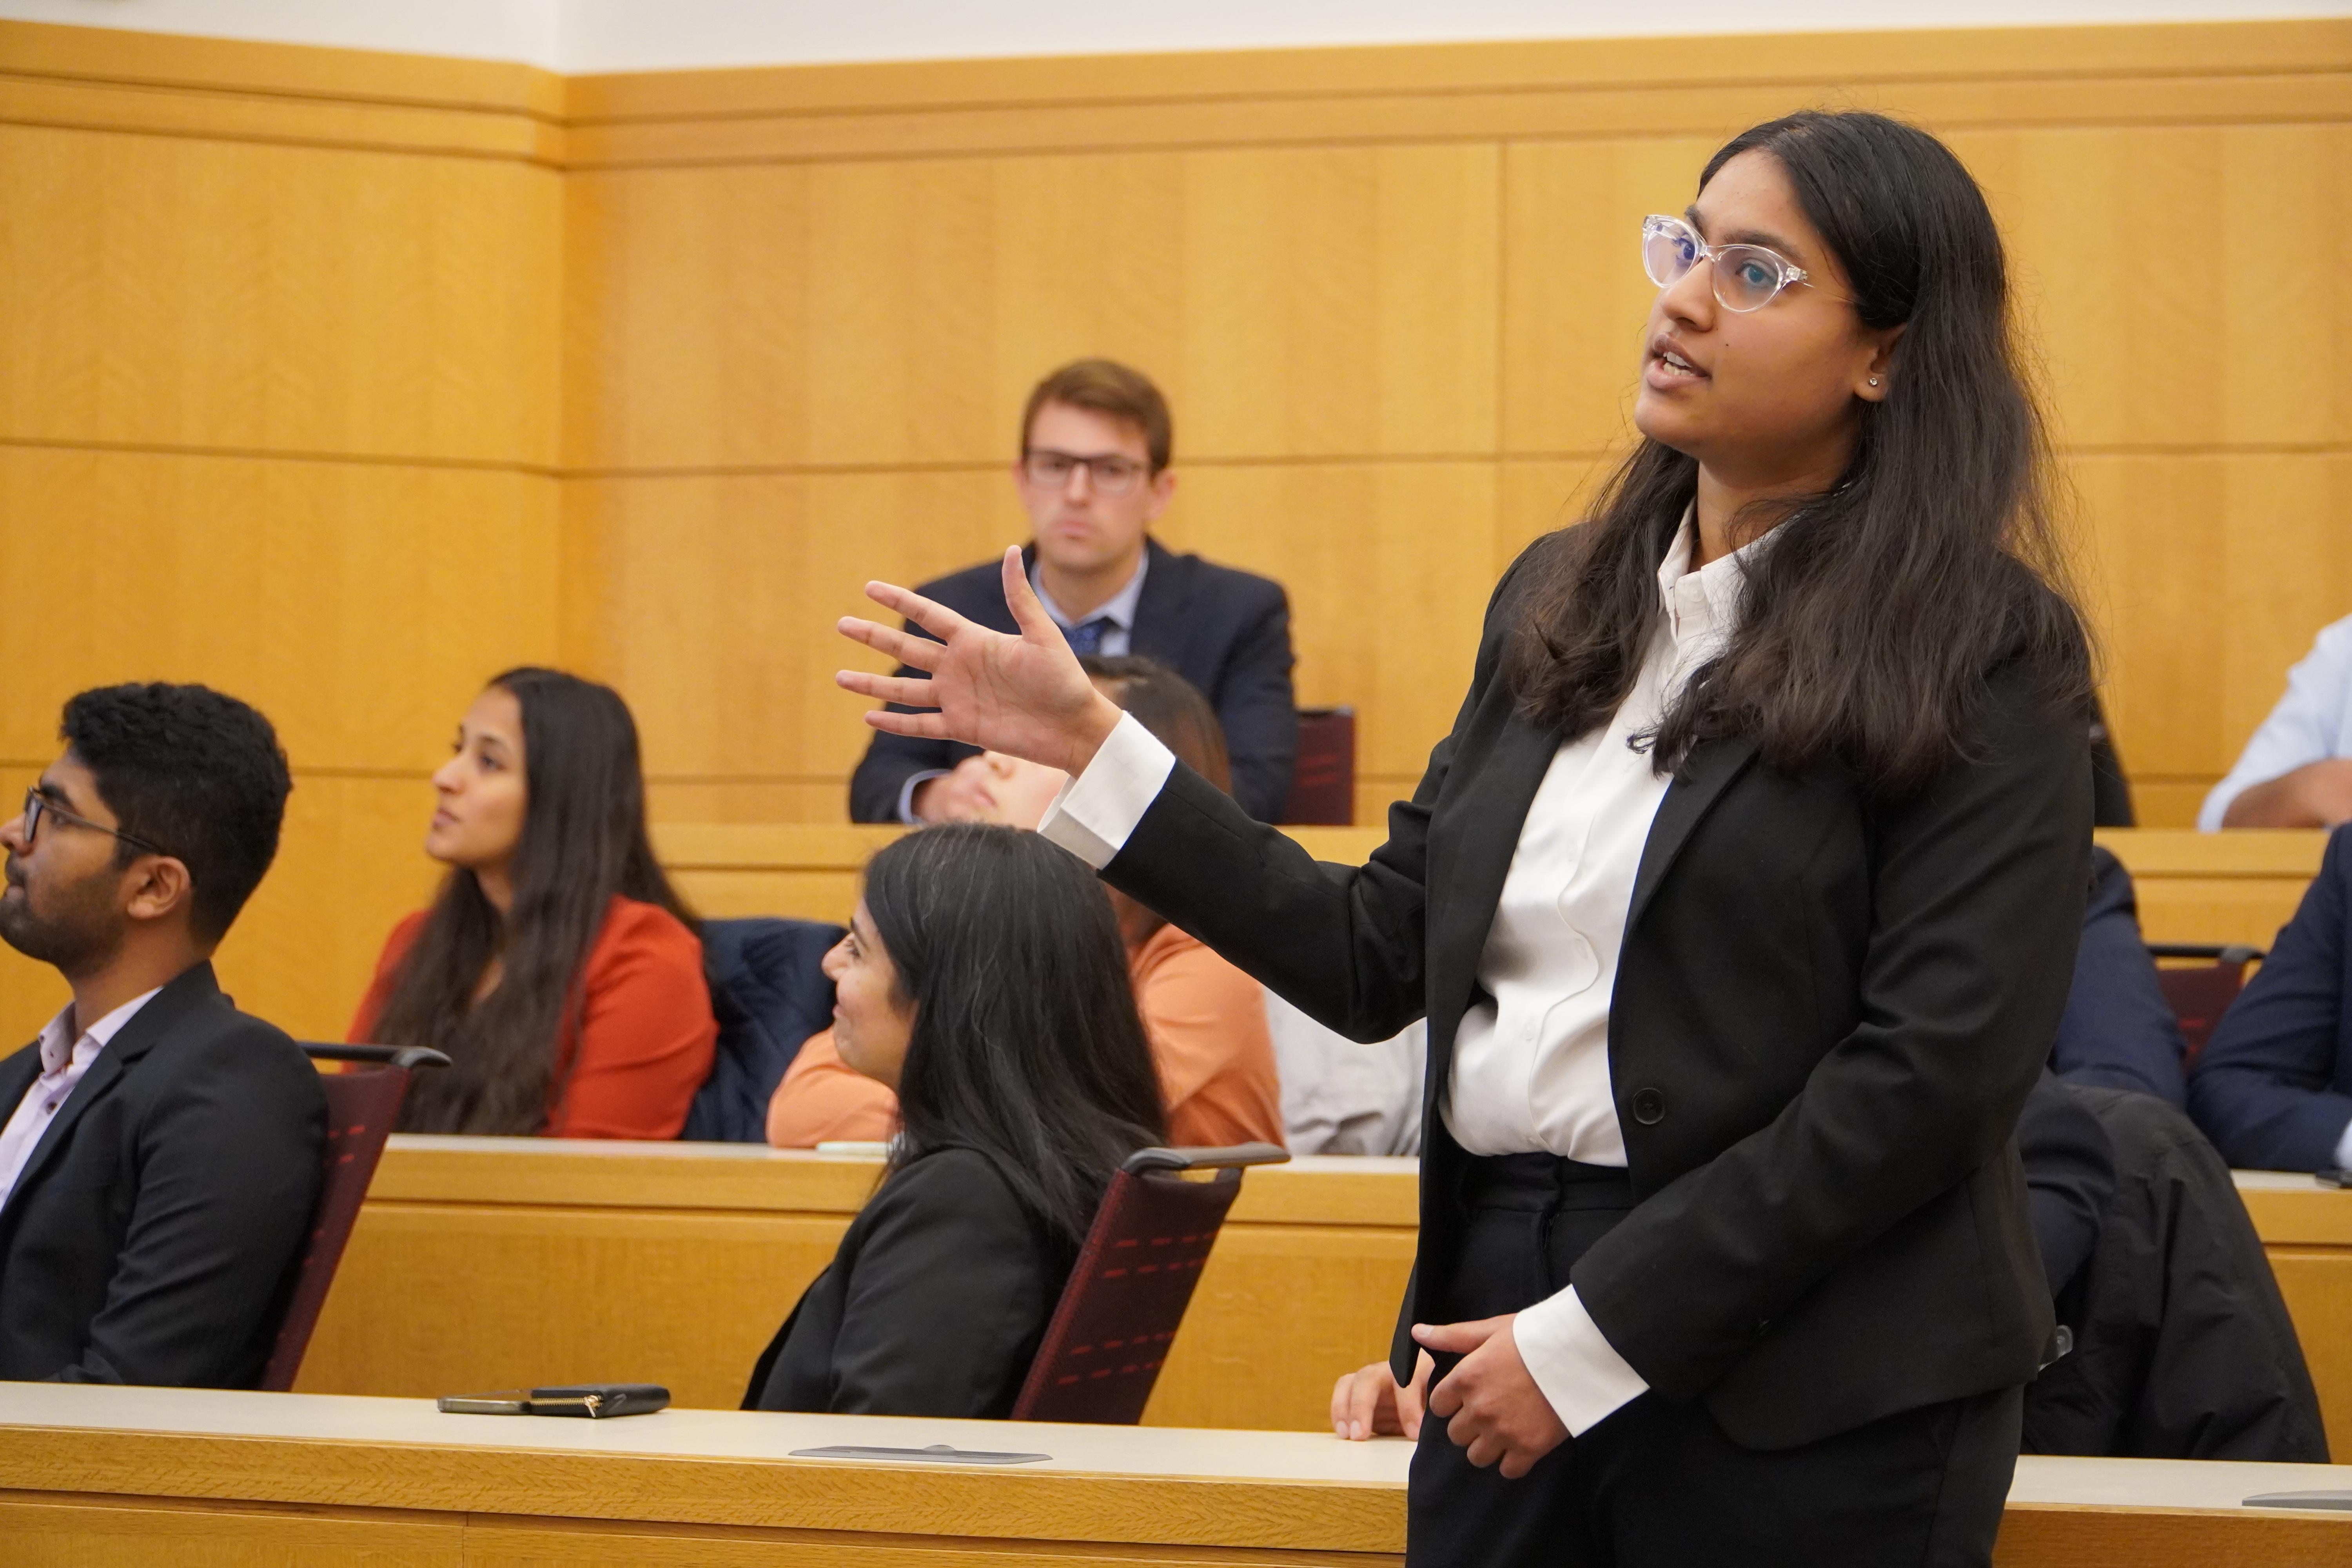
top-left (849, 358), bottom-right (1300, 824)
top-left (0, 683), bottom-right (323, 1387)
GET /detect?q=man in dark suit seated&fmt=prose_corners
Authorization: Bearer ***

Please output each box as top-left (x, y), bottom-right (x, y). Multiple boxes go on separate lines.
top-left (848, 359), bottom-right (1298, 824)
top-left (2051, 846), bottom-right (2189, 1106)
top-left (0, 682), bottom-right (323, 1385)
top-left (2188, 823), bottom-right (2352, 1170)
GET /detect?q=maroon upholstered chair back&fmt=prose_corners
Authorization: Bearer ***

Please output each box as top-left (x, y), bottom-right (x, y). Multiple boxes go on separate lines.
top-left (1012, 1142), bottom-right (1289, 1425)
top-left (260, 1044), bottom-right (449, 1392)
top-left (1280, 707), bottom-right (1356, 826)
top-left (2147, 943), bottom-right (2264, 1067)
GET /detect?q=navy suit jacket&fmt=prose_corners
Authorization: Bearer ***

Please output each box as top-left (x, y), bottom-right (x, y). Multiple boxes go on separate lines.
top-left (0, 962), bottom-right (323, 1385)
top-left (2188, 824), bottom-right (2352, 1170)
top-left (2051, 846), bottom-right (2189, 1105)
top-left (848, 538), bottom-right (1298, 823)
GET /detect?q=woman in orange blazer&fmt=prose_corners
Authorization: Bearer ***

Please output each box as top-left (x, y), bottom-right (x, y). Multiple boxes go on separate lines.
top-left (769, 657), bottom-right (1283, 1150)
top-left (349, 668), bottom-right (716, 1139)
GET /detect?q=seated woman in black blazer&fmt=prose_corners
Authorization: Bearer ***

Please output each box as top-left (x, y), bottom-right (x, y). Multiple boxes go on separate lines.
top-left (743, 824), bottom-right (1165, 1416)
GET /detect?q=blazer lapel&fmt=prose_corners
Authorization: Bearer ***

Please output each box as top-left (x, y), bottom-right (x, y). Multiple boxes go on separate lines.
top-left (1425, 711), bottom-right (1563, 1071)
top-left (1124, 538), bottom-right (1188, 664)
top-left (1626, 735), bottom-right (1759, 934)
top-left (0, 963), bottom-right (218, 1216)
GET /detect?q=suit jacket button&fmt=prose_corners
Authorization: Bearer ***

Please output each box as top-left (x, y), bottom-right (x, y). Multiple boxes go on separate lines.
top-left (1630, 1087), bottom-right (1666, 1125)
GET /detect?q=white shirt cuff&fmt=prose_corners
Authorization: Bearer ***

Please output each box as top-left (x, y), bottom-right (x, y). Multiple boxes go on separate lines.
top-left (894, 768), bottom-right (951, 825)
top-left (2332, 1116), bottom-right (2352, 1174)
top-left (1036, 712), bottom-right (1176, 870)
top-left (1510, 1284), bottom-right (1650, 1437)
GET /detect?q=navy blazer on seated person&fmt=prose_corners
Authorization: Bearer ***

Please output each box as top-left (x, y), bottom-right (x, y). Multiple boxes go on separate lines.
top-left (848, 537), bottom-right (1298, 823)
top-left (0, 962), bottom-right (323, 1387)
top-left (2051, 847), bottom-right (2188, 1106)
top-left (2187, 824), bottom-right (2352, 1171)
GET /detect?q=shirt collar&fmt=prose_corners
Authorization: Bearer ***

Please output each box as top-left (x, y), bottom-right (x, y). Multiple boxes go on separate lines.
top-left (35, 987), bottom-right (163, 1077)
top-left (1030, 547), bottom-right (1150, 633)
top-left (1656, 502), bottom-right (1772, 641)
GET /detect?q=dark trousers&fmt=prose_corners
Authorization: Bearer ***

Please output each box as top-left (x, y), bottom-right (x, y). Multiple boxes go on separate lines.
top-left (1408, 1153), bottom-right (2022, 1568)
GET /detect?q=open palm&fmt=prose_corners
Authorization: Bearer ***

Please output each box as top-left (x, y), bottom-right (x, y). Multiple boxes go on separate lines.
top-left (836, 547), bottom-right (1123, 775)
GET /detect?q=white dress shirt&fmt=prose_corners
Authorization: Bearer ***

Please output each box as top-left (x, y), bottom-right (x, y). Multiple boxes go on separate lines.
top-left (0, 989), bottom-right (162, 1211)
top-left (2201, 614), bottom-right (2352, 831)
top-left (1042, 511), bottom-right (1764, 1437)
top-left (894, 550), bottom-right (1152, 822)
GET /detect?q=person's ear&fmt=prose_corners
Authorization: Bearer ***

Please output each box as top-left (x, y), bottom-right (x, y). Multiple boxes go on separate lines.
top-left (1144, 466), bottom-right (1176, 522)
top-left (1857, 323), bottom-right (1906, 403)
top-left (122, 855), bottom-right (194, 926)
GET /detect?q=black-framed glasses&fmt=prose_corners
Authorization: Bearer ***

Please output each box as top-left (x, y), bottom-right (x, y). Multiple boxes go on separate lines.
top-left (21, 788), bottom-right (169, 858)
top-left (1021, 448), bottom-right (1151, 498)
top-left (1641, 213), bottom-right (1849, 313)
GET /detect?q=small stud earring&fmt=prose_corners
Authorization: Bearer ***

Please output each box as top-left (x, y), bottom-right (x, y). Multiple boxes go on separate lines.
top-left (1868, 376), bottom-right (1881, 387)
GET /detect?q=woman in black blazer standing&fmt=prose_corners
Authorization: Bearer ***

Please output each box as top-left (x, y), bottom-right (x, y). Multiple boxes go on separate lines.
top-left (838, 111), bottom-right (2092, 1566)
top-left (745, 824), bottom-right (1165, 1416)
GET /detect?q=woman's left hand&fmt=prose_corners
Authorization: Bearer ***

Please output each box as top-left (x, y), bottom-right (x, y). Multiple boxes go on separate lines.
top-left (1415, 1314), bottom-right (1569, 1479)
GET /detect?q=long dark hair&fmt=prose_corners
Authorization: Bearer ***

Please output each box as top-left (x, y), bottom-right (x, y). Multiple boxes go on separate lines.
top-left (379, 668), bottom-right (697, 1134)
top-left (863, 824), bottom-right (1165, 1243)
top-left (1503, 111), bottom-right (2091, 793)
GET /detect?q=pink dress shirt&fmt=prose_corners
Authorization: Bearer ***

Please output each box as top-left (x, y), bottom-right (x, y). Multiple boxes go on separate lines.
top-left (0, 989), bottom-right (160, 1210)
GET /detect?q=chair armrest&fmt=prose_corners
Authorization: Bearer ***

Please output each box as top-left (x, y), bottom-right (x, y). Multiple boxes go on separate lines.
top-left (1122, 1142), bottom-right (1291, 1175)
top-left (2146, 942), bottom-right (2266, 966)
top-left (302, 1043), bottom-right (454, 1072)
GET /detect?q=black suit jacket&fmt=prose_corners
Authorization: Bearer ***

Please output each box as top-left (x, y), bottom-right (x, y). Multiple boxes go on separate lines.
top-left (0, 962), bottom-right (325, 1387)
top-left (743, 1146), bottom-right (1074, 1416)
top-left (1098, 537), bottom-right (2092, 1450)
top-left (849, 537), bottom-right (1299, 822)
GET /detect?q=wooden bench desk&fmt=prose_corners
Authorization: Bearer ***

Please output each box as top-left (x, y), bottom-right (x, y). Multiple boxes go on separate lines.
top-left (6, 1383), bottom-right (2352, 1566)
top-left (298, 1139), bottom-right (1419, 1430)
top-left (300, 1140), bottom-right (2352, 1458)
top-left (654, 824), bottom-right (2328, 951)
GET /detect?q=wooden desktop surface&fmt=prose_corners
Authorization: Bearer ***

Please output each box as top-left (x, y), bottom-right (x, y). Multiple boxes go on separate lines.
top-left (299, 1138), bottom-right (2352, 1459)
top-left (5, 1383), bottom-right (2352, 1566)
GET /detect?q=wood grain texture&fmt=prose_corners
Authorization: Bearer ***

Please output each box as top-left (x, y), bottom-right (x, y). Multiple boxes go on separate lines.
top-left (298, 1145), bottom-right (1417, 1428)
top-left (468, 1514), bottom-right (1400, 1566)
top-left (0, 1492), bottom-right (464, 1567)
top-left (0, 1428), bottom-right (1410, 1554)
top-left (297, 1143), bottom-right (2352, 1442)
top-left (0, 127), bottom-right (562, 464)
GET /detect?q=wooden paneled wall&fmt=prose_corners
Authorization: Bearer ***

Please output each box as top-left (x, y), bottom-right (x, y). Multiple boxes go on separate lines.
top-left (561, 20), bottom-right (2352, 834)
top-left (0, 25), bottom-right (565, 1045)
top-left (2, 17), bottom-right (2347, 1045)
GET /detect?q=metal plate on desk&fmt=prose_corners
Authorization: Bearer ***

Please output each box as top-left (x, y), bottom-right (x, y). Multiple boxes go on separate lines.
top-left (2245, 1489), bottom-right (2352, 1510)
top-left (790, 1442), bottom-right (1051, 1465)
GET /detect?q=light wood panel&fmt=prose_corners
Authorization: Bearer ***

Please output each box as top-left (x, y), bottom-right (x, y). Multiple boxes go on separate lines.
top-left (0, 449), bottom-right (559, 767)
top-left (0, 125), bottom-right (562, 465)
top-left (0, 1495), bottom-right (464, 1568)
top-left (0, 28), bottom-right (566, 1049)
top-left (298, 1139), bottom-right (2352, 1446)
top-left (564, 24), bottom-right (2352, 831)
top-left (563, 143), bottom-right (1498, 471)
top-left (295, 1141), bottom-right (1415, 1431)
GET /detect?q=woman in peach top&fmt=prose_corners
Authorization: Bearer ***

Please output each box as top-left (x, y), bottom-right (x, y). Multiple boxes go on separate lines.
top-left (769, 657), bottom-right (1283, 1150)
top-left (350, 668), bottom-right (716, 1139)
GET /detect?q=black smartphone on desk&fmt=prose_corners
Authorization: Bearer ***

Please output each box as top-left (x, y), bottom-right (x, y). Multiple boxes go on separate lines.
top-left (438, 1384), bottom-right (668, 1417)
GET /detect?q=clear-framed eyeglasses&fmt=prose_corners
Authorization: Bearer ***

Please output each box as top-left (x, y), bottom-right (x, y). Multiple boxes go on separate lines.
top-left (1641, 214), bottom-right (1845, 313)
top-left (1021, 449), bottom-right (1151, 498)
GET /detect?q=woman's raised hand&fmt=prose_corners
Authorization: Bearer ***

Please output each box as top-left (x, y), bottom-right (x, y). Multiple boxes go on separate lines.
top-left (836, 548), bottom-right (1124, 777)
